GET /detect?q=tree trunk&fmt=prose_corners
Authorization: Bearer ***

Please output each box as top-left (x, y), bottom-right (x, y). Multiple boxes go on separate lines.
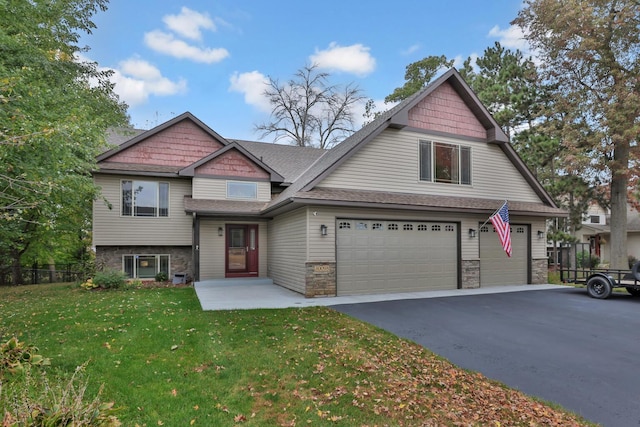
top-left (10, 248), bottom-right (24, 286)
top-left (610, 141), bottom-right (629, 269)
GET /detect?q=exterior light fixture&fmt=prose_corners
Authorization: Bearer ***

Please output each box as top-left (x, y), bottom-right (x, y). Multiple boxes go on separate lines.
top-left (538, 230), bottom-right (545, 239)
top-left (320, 224), bottom-right (328, 236)
top-left (218, 227), bottom-right (223, 237)
top-left (468, 228), bottom-right (477, 238)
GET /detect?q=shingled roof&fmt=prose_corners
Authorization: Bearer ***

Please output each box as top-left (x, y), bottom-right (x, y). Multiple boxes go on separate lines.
top-left (262, 68), bottom-right (560, 216)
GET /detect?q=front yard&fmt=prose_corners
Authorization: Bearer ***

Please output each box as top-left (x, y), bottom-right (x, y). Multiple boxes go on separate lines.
top-left (0, 283), bottom-right (593, 426)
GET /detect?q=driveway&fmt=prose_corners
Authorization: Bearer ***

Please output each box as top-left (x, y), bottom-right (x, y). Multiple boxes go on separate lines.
top-left (332, 287), bottom-right (640, 427)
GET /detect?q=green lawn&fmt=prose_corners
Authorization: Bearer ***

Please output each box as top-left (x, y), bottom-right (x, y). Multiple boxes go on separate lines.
top-left (0, 283), bottom-right (594, 426)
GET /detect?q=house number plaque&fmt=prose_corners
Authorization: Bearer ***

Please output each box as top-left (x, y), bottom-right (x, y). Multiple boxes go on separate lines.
top-left (313, 265), bottom-right (331, 273)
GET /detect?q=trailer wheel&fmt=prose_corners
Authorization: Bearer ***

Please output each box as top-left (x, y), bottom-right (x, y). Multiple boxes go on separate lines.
top-left (587, 276), bottom-right (612, 299)
top-left (632, 261), bottom-right (640, 281)
top-left (626, 287), bottom-right (640, 297)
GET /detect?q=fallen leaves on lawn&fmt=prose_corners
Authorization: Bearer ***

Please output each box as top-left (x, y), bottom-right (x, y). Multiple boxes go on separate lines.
top-left (251, 309), bottom-right (588, 426)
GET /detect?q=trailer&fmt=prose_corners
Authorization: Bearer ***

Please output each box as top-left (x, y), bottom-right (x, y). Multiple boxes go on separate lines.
top-left (558, 243), bottom-right (640, 299)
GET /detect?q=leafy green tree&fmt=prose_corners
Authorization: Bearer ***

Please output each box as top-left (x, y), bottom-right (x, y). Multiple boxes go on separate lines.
top-left (385, 55), bottom-right (454, 104)
top-left (459, 42), bottom-right (541, 137)
top-left (0, 0), bottom-right (128, 284)
top-left (514, 0), bottom-right (640, 269)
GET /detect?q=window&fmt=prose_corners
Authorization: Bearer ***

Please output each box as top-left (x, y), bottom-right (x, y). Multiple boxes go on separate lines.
top-left (403, 224), bottom-right (413, 231)
top-left (227, 181), bottom-right (258, 199)
top-left (356, 222), bottom-right (368, 230)
top-left (123, 255), bottom-right (169, 279)
top-left (388, 223), bottom-right (398, 230)
top-left (419, 140), bottom-right (471, 185)
top-left (590, 215), bottom-right (600, 224)
top-left (338, 221), bottom-right (351, 229)
top-left (122, 180), bottom-right (169, 217)
top-left (372, 223), bottom-right (383, 230)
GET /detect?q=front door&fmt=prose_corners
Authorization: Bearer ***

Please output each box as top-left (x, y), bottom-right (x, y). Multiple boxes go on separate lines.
top-left (225, 224), bottom-right (259, 277)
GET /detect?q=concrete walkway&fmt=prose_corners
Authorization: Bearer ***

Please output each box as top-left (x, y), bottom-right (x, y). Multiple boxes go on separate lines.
top-left (194, 278), bottom-right (567, 310)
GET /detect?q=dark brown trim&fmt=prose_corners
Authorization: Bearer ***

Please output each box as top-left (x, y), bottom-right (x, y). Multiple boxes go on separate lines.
top-left (97, 112), bottom-right (230, 162)
top-left (92, 169), bottom-right (184, 178)
top-left (402, 126), bottom-right (489, 143)
top-left (179, 142), bottom-right (284, 182)
top-left (191, 174), bottom-right (270, 182)
top-left (289, 197), bottom-right (567, 217)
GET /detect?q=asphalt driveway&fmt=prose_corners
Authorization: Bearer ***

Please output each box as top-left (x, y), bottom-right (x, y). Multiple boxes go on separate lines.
top-left (332, 287), bottom-right (640, 427)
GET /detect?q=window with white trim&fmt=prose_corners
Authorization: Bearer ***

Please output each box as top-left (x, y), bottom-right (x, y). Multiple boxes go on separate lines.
top-left (227, 181), bottom-right (258, 200)
top-left (122, 180), bottom-right (169, 217)
top-left (419, 140), bottom-right (471, 185)
top-left (123, 255), bottom-right (169, 279)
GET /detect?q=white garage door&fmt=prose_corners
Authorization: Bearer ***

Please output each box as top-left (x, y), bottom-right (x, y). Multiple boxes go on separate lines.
top-left (336, 219), bottom-right (459, 296)
top-left (480, 224), bottom-right (529, 286)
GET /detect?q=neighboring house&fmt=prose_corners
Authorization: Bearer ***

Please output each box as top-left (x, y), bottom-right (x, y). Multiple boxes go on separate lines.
top-left (575, 203), bottom-right (640, 264)
top-left (92, 68), bottom-right (566, 297)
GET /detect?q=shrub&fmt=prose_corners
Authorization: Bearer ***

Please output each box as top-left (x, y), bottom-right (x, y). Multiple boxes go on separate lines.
top-left (92, 270), bottom-right (127, 290)
top-left (79, 278), bottom-right (98, 290)
top-left (577, 251), bottom-right (600, 269)
top-left (1, 363), bottom-right (121, 426)
top-left (0, 337), bottom-right (50, 378)
top-left (127, 278), bottom-right (144, 288)
top-left (154, 272), bottom-right (168, 282)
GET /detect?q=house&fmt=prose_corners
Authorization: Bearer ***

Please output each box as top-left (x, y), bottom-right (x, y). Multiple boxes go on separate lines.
top-left (92, 68), bottom-right (566, 297)
top-left (575, 203), bottom-right (640, 265)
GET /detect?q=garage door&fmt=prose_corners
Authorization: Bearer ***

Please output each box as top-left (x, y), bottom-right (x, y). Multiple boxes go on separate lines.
top-left (480, 224), bottom-right (528, 286)
top-left (336, 219), bottom-right (459, 296)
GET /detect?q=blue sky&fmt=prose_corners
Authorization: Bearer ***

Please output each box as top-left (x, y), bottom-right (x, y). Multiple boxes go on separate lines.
top-left (81, 0), bottom-right (528, 141)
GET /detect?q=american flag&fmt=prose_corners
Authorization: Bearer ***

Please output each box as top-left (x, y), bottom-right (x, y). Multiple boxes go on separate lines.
top-left (490, 201), bottom-right (512, 257)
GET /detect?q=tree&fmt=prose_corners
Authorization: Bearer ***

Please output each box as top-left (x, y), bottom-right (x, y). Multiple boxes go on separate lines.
top-left (255, 64), bottom-right (365, 149)
top-left (514, 0), bottom-right (640, 269)
top-left (384, 55), bottom-right (454, 103)
top-left (459, 42), bottom-right (541, 137)
top-left (0, 0), bottom-right (128, 284)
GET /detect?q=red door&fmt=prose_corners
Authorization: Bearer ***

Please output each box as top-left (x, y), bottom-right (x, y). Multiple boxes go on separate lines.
top-left (225, 224), bottom-right (259, 277)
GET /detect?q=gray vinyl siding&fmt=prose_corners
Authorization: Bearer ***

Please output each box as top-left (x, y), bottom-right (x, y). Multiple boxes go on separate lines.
top-left (200, 219), bottom-right (268, 280)
top-left (199, 220), bottom-right (226, 279)
top-left (193, 178), bottom-right (271, 201)
top-left (318, 129), bottom-right (541, 203)
top-left (267, 208), bottom-right (307, 294)
top-left (93, 174), bottom-right (192, 246)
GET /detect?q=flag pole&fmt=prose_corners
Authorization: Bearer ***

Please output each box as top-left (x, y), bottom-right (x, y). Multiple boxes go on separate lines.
top-left (479, 200), bottom-right (508, 229)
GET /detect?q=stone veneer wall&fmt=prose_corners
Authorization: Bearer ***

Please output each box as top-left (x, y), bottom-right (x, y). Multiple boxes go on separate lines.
top-left (305, 262), bottom-right (336, 297)
top-left (96, 246), bottom-right (192, 279)
top-left (531, 258), bottom-right (548, 284)
top-left (461, 260), bottom-right (480, 289)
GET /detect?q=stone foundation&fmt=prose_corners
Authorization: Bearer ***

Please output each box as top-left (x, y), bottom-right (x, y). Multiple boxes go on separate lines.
top-left (461, 259), bottom-right (480, 289)
top-left (531, 258), bottom-right (548, 284)
top-left (95, 246), bottom-right (192, 279)
top-left (305, 262), bottom-right (336, 297)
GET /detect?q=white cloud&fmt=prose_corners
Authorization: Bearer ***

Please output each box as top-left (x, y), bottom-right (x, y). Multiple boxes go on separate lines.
top-left (488, 25), bottom-right (529, 51)
top-left (107, 58), bottom-right (187, 107)
top-left (144, 30), bottom-right (229, 64)
top-left (401, 44), bottom-right (421, 56)
top-left (162, 7), bottom-right (215, 40)
top-left (453, 53), bottom-right (479, 69)
top-left (310, 42), bottom-right (376, 77)
top-left (229, 71), bottom-right (272, 112)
